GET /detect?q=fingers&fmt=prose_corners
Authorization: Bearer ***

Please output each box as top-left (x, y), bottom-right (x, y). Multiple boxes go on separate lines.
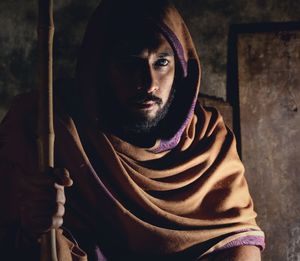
top-left (20, 199), bottom-right (65, 238)
top-left (19, 167), bottom-right (73, 188)
top-left (17, 167), bottom-right (71, 240)
top-left (22, 216), bottom-right (64, 238)
top-left (21, 202), bottom-right (65, 221)
top-left (54, 184), bottom-right (66, 209)
top-left (20, 183), bottom-right (66, 217)
top-left (53, 168), bottom-right (73, 187)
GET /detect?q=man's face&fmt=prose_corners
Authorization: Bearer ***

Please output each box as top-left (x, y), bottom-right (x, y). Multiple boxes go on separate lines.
top-left (105, 33), bottom-right (175, 133)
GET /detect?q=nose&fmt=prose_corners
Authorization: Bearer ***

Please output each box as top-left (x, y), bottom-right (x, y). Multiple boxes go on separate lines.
top-left (139, 63), bottom-right (159, 93)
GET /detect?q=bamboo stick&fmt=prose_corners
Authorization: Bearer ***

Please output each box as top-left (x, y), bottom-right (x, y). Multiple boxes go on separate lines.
top-left (37, 0), bottom-right (57, 260)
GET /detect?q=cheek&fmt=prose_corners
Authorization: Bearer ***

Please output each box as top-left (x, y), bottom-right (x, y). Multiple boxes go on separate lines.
top-left (159, 69), bottom-right (175, 103)
top-left (108, 65), bottom-right (136, 103)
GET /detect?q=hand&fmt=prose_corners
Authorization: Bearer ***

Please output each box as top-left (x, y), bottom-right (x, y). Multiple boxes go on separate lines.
top-left (18, 167), bottom-right (73, 241)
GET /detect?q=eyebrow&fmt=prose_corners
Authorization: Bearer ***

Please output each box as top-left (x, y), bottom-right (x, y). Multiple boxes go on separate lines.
top-left (157, 51), bottom-right (174, 57)
top-left (127, 50), bottom-right (174, 58)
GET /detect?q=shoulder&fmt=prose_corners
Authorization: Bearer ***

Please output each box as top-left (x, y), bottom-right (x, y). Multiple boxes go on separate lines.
top-left (0, 92), bottom-right (38, 143)
top-left (194, 100), bottom-right (230, 140)
top-left (196, 96), bottom-right (233, 130)
top-left (0, 92), bottom-right (38, 166)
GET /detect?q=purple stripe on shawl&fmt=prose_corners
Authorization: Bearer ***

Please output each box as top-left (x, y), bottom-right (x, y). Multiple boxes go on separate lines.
top-left (158, 22), bottom-right (188, 77)
top-left (217, 229), bottom-right (266, 251)
top-left (151, 97), bottom-right (197, 153)
top-left (149, 22), bottom-right (194, 153)
top-left (218, 235), bottom-right (266, 251)
top-left (94, 245), bottom-right (108, 261)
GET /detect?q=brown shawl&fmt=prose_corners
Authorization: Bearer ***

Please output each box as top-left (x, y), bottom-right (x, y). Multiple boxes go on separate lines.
top-left (0, 0), bottom-right (264, 260)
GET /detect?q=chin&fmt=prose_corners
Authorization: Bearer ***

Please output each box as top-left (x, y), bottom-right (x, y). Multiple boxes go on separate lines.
top-left (132, 110), bottom-right (158, 121)
top-left (120, 112), bottom-right (162, 134)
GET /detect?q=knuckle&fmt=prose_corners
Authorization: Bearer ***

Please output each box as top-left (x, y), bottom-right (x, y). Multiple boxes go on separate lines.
top-left (45, 216), bottom-right (60, 229)
top-left (56, 187), bottom-right (66, 202)
top-left (63, 168), bottom-right (70, 177)
top-left (60, 194), bottom-right (66, 204)
top-left (53, 168), bottom-right (72, 187)
top-left (54, 183), bottom-right (64, 191)
top-left (55, 203), bottom-right (65, 217)
top-left (42, 218), bottom-right (51, 229)
top-left (51, 216), bottom-right (63, 229)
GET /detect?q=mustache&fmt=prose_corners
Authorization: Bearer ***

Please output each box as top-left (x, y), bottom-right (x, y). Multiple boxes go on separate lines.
top-left (129, 94), bottom-right (162, 105)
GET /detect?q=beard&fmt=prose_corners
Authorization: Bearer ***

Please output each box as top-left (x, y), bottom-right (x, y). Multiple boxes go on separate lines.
top-left (99, 87), bottom-right (176, 136)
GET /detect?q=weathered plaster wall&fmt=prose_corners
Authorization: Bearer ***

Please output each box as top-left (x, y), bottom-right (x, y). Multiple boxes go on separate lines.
top-left (238, 31), bottom-right (300, 261)
top-left (1, 0), bottom-right (299, 119)
top-left (0, 0), bottom-right (99, 118)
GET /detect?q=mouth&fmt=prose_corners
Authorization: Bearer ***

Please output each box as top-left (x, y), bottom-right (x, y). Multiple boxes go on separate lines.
top-left (133, 101), bottom-right (157, 111)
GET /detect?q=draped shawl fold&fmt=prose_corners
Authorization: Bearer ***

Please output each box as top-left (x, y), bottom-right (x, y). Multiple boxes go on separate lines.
top-left (0, 0), bottom-right (264, 260)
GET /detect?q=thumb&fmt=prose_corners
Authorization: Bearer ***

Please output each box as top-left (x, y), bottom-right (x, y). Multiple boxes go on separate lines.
top-left (54, 168), bottom-right (73, 187)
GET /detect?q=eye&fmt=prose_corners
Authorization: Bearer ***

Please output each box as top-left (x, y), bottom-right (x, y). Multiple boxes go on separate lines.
top-left (154, 58), bottom-right (169, 67)
top-left (115, 56), bottom-right (144, 69)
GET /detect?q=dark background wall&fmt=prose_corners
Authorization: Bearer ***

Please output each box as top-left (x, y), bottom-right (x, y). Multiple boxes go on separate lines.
top-left (0, 1), bottom-right (300, 260)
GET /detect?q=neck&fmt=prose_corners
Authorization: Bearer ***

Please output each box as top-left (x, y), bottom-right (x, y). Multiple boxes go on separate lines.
top-left (104, 123), bottom-right (158, 148)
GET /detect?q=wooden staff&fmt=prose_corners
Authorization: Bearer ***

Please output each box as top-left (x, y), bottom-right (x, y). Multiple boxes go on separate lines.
top-left (37, 0), bottom-right (58, 260)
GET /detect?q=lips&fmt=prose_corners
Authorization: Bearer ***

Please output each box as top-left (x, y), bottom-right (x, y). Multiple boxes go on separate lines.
top-left (133, 101), bottom-right (157, 110)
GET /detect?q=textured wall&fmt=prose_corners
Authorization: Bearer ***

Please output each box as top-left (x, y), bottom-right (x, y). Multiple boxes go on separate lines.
top-left (0, 0), bottom-right (99, 118)
top-left (1, 0), bottom-right (299, 119)
top-left (238, 31), bottom-right (300, 261)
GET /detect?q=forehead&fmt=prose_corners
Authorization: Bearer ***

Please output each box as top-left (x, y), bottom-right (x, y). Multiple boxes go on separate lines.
top-left (110, 31), bottom-right (174, 57)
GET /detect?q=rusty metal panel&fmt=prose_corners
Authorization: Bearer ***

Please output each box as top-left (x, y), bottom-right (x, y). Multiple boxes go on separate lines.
top-left (238, 31), bottom-right (300, 261)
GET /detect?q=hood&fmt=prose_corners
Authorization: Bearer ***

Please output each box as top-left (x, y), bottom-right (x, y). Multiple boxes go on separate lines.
top-left (76, 0), bottom-right (201, 152)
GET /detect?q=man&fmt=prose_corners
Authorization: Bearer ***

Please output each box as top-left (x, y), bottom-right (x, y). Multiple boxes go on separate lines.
top-left (0, 0), bottom-right (265, 260)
